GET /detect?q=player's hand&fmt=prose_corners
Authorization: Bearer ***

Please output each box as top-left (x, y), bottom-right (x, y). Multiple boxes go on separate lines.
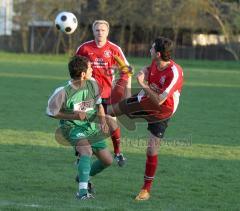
top-left (136, 66), bottom-right (148, 81)
top-left (136, 71), bottom-right (145, 86)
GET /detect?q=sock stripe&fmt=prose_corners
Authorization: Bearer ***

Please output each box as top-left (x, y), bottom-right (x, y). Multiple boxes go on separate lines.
top-left (79, 182), bottom-right (88, 189)
top-left (144, 175), bottom-right (154, 180)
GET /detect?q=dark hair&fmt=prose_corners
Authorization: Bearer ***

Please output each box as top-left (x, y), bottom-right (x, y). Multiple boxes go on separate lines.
top-left (68, 55), bottom-right (89, 79)
top-left (154, 37), bottom-right (173, 61)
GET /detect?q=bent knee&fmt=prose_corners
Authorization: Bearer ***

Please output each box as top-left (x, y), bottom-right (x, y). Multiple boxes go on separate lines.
top-left (103, 157), bottom-right (113, 166)
top-left (76, 146), bottom-right (92, 157)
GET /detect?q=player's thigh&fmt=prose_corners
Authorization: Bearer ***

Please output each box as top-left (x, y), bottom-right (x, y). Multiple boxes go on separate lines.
top-left (118, 95), bottom-right (147, 118)
top-left (146, 119), bottom-right (170, 155)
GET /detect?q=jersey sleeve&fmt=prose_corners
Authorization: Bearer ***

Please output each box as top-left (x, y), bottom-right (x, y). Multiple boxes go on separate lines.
top-left (46, 87), bottom-right (66, 116)
top-left (89, 77), bottom-right (102, 105)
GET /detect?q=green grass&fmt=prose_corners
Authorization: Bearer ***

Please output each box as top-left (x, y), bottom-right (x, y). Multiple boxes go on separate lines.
top-left (0, 52), bottom-right (240, 210)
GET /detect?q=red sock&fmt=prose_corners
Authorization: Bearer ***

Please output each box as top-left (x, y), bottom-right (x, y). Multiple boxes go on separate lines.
top-left (111, 128), bottom-right (121, 154)
top-left (108, 73), bottom-right (128, 104)
top-left (142, 154), bottom-right (158, 192)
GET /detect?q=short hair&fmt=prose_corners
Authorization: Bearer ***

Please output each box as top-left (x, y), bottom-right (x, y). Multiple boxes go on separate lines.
top-left (92, 20), bottom-right (109, 31)
top-left (68, 55), bottom-right (89, 79)
top-left (154, 37), bottom-right (173, 61)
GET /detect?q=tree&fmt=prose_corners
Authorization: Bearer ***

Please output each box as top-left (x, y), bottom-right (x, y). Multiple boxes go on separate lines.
top-left (12, 0), bottom-right (240, 59)
top-left (14, 0), bottom-right (89, 54)
top-left (199, 0), bottom-right (240, 60)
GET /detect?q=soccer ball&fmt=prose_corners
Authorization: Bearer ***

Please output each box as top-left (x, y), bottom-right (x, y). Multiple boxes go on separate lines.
top-left (55, 12), bottom-right (78, 35)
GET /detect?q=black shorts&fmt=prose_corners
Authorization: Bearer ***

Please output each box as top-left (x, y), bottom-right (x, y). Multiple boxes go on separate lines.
top-left (118, 95), bottom-right (170, 138)
top-left (147, 119), bottom-right (169, 138)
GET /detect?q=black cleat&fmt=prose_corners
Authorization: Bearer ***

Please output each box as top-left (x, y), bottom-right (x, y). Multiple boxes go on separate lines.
top-left (87, 181), bottom-right (96, 194)
top-left (114, 153), bottom-right (126, 167)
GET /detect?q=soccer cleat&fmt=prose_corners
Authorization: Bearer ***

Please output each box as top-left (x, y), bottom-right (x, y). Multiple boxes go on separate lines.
top-left (114, 153), bottom-right (126, 167)
top-left (135, 189), bottom-right (150, 201)
top-left (114, 55), bottom-right (133, 76)
top-left (76, 192), bottom-right (94, 200)
top-left (87, 181), bottom-right (96, 194)
top-left (120, 65), bottom-right (134, 76)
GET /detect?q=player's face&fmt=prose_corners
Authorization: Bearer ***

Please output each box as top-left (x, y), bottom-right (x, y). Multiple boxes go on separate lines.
top-left (150, 43), bottom-right (161, 60)
top-left (150, 43), bottom-right (157, 58)
top-left (84, 62), bottom-right (93, 80)
top-left (93, 23), bottom-right (109, 43)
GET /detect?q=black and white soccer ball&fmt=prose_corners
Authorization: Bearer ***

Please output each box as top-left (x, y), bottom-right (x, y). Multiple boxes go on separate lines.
top-left (55, 12), bottom-right (78, 35)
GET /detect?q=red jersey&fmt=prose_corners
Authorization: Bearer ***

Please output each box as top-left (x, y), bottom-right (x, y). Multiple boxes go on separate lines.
top-left (138, 60), bottom-right (183, 120)
top-left (76, 40), bottom-right (129, 98)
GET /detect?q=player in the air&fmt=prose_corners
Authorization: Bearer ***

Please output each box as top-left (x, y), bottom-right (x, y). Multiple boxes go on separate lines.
top-left (76, 20), bottom-right (132, 166)
top-left (46, 55), bottom-right (113, 200)
top-left (107, 36), bottom-right (184, 200)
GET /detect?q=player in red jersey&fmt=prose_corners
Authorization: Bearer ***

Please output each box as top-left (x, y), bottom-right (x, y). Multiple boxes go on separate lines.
top-left (108, 37), bottom-right (184, 200)
top-left (76, 20), bottom-right (132, 166)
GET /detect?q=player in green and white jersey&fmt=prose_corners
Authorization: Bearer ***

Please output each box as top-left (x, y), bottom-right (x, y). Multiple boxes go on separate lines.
top-left (47, 55), bottom-right (112, 200)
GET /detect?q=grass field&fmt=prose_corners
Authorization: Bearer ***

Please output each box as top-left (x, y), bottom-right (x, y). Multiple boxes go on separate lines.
top-left (0, 52), bottom-right (240, 211)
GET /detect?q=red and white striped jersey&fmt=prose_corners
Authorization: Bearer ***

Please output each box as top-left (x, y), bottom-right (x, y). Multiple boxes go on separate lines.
top-left (76, 40), bottom-right (129, 98)
top-left (139, 60), bottom-right (183, 120)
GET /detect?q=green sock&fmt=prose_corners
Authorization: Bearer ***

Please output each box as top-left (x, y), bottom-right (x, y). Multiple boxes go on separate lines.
top-left (78, 155), bottom-right (91, 196)
top-left (90, 159), bottom-right (106, 177)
